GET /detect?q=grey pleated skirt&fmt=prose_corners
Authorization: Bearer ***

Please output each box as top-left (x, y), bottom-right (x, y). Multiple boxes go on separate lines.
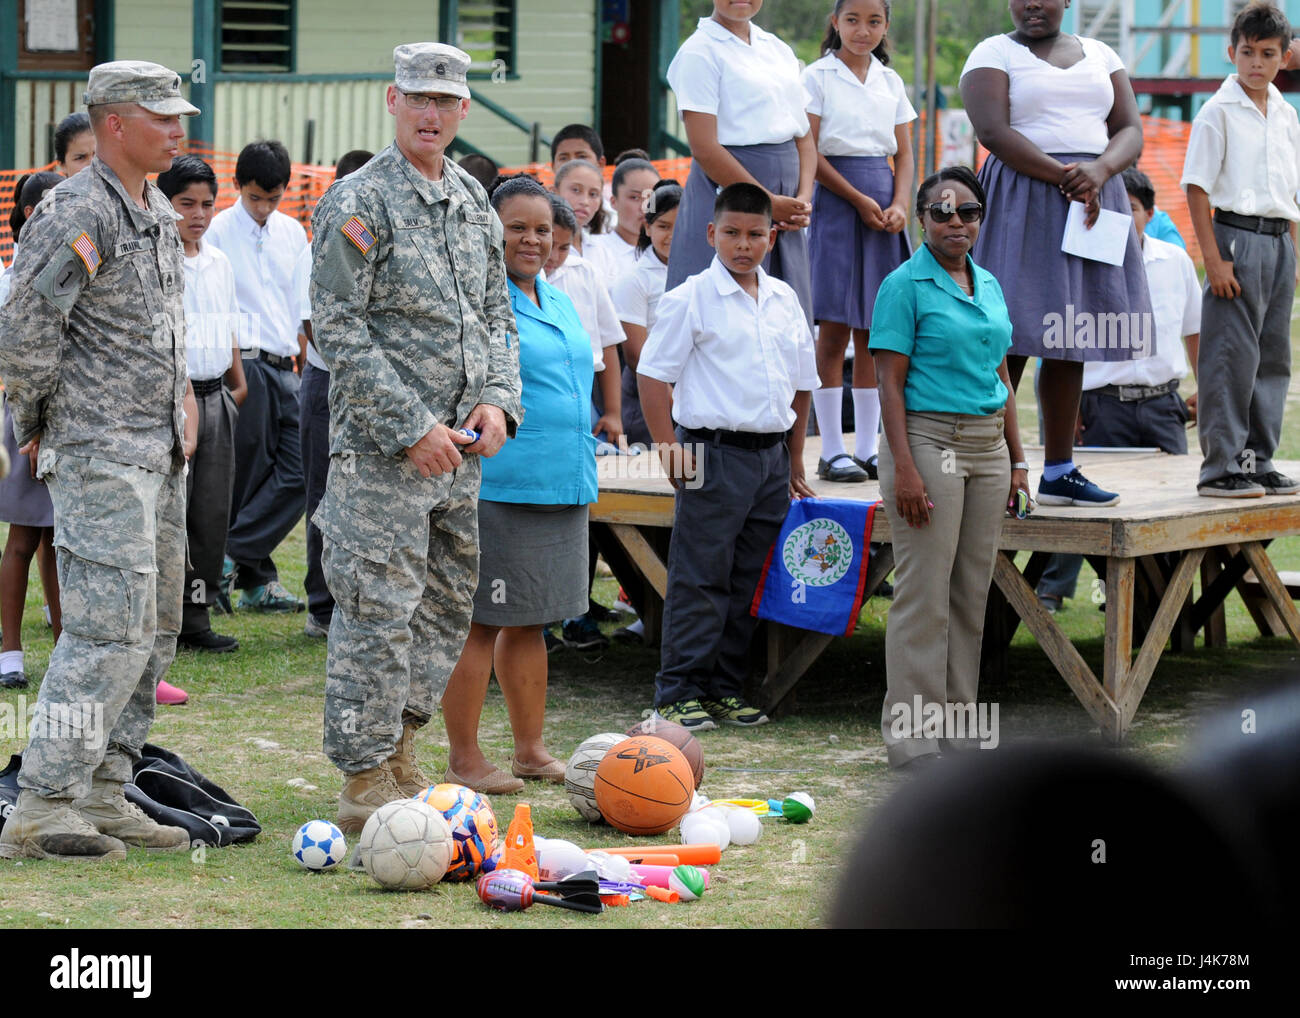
top-left (0, 398), bottom-right (53, 527)
top-left (973, 153), bottom-right (1153, 362)
top-left (471, 500), bottom-right (589, 627)
top-left (666, 141), bottom-right (813, 325)
top-left (810, 155), bottom-right (912, 330)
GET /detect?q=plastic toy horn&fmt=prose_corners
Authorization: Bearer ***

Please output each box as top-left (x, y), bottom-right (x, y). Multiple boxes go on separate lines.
top-left (476, 868), bottom-right (602, 914)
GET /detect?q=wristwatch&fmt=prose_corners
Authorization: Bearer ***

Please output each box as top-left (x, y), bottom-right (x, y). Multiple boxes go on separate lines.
top-left (1011, 461), bottom-right (1030, 471)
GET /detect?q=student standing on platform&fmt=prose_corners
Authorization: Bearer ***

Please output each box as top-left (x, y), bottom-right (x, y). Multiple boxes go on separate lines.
top-left (158, 155), bottom-right (248, 656)
top-left (961, 0), bottom-right (1149, 508)
top-left (612, 179), bottom-right (682, 450)
top-left (0, 172), bottom-right (64, 690)
top-left (666, 0), bottom-right (815, 317)
top-left (803, 0), bottom-right (914, 484)
top-left (295, 149), bottom-right (373, 640)
top-left (639, 183), bottom-right (818, 732)
top-left (207, 140), bottom-right (308, 612)
top-left (870, 167), bottom-right (1029, 771)
top-left (586, 157), bottom-right (660, 282)
top-left (1182, 3), bottom-right (1300, 498)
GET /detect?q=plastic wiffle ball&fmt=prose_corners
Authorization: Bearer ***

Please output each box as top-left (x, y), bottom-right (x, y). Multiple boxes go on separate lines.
top-left (292, 819), bottom-right (347, 871)
top-left (413, 783), bottom-right (499, 882)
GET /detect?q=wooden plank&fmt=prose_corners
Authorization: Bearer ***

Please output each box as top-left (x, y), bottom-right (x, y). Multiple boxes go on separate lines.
top-left (1103, 557), bottom-right (1135, 711)
top-left (607, 523), bottom-right (667, 598)
top-left (1238, 541), bottom-right (1300, 646)
top-left (758, 629), bottom-right (836, 714)
top-left (1120, 548), bottom-right (1205, 725)
top-left (1200, 550), bottom-right (1227, 648)
top-left (1226, 542), bottom-right (1286, 638)
top-left (991, 554), bottom-right (1120, 734)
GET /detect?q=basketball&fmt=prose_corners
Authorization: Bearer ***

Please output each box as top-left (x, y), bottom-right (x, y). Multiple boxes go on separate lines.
top-left (594, 735), bottom-right (694, 836)
top-left (625, 715), bottom-right (705, 789)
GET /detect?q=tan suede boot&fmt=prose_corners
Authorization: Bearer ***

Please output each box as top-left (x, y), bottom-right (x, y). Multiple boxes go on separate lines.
top-left (0, 790), bottom-right (128, 861)
top-left (73, 780), bottom-right (190, 851)
top-left (337, 762), bottom-right (403, 835)
top-left (386, 723), bottom-right (432, 797)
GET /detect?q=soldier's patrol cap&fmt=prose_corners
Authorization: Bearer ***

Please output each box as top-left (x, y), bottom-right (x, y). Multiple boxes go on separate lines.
top-left (393, 43), bottom-right (471, 100)
top-left (83, 60), bottom-right (200, 116)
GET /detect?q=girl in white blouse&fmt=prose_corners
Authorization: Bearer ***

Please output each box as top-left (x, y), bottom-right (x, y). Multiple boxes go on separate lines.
top-left (665, 0), bottom-right (815, 321)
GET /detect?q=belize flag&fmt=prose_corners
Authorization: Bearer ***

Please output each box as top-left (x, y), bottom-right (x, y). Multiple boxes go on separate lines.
top-left (751, 498), bottom-right (878, 637)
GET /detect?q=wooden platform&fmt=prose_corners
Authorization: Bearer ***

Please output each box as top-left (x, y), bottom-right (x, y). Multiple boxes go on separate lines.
top-left (591, 439), bottom-right (1300, 742)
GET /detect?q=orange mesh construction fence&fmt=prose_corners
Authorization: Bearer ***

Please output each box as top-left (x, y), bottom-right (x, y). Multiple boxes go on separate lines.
top-left (0, 120), bottom-right (1199, 268)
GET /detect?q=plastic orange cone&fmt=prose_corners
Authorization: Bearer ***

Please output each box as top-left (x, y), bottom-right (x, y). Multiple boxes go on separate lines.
top-left (501, 802), bottom-right (539, 880)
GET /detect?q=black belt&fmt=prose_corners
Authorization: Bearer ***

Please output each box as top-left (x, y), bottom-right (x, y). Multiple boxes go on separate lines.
top-left (1090, 379), bottom-right (1179, 402)
top-left (242, 349), bottom-right (295, 370)
top-left (191, 377), bottom-right (224, 397)
top-left (1215, 210), bottom-right (1291, 236)
top-left (684, 427), bottom-right (785, 450)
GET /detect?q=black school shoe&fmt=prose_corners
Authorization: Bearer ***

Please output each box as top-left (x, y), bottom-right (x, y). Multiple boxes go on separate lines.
top-left (0, 670), bottom-right (29, 690)
top-left (853, 454), bottom-right (879, 480)
top-left (817, 454), bottom-right (868, 482)
top-left (177, 629), bottom-right (240, 653)
top-left (1198, 475), bottom-right (1265, 499)
top-left (1248, 470), bottom-right (1300, 495)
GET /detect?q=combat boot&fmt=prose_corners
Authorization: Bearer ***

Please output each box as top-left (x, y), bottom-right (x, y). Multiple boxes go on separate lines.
top-left (73, 779), bottom-right (190, 851)
top-left (387, 723), bottom-right (432, 797)
top-left (337, 762), bottom-right (403, 835)
top-left (0, 790), bottom-right (128, 861)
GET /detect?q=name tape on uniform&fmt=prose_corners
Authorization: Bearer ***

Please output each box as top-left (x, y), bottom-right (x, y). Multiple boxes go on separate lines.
top-left (70, 233), bottom-right (101, 275)
top-left (341, 216), bottom-right (376, 255)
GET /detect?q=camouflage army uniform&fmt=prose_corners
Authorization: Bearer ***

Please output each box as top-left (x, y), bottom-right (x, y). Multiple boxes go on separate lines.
top-left (0, 156), bottom-right (187, 800)
top-left (310, 142), bottom-right (522, 773)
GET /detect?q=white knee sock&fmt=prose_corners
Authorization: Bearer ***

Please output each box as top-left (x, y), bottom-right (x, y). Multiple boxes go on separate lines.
top-left (852, 388), bottom-right (881, 461)
top-left (0, 650), bottom-right (24, 674)
top-left (812, 387), bottom-right (847, 461)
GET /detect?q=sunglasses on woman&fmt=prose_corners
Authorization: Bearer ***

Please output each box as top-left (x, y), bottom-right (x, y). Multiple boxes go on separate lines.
top-left (925, 202), bottom-right (984, 224)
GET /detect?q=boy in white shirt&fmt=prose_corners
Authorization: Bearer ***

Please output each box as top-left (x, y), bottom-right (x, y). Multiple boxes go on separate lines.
top-left (1181, 3), bottom-right (1300, 498)
top-left (638, 183), bottom-right (818, 730)
top-left (157, 156), bottom-right (248, 653)
top-left (206, 139), bottom-right (309, 608)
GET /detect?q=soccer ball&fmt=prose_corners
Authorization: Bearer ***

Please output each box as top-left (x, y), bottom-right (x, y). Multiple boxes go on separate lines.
top-left (358, 800), bottom-right (454, 891)
top-left (565, 733), bottom-right (626, 822)
top-left (413, 783), bottom-right (498, 881)
top-left (292, 819), bottom-right (348, 871)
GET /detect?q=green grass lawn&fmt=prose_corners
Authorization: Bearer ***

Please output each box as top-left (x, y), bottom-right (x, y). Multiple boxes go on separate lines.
top-left (3, 318), bottom-right (1300, 928)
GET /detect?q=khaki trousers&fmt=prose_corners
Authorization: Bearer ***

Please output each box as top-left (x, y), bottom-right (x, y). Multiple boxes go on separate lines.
top-left (878, 411), bottom-right (1009, 767)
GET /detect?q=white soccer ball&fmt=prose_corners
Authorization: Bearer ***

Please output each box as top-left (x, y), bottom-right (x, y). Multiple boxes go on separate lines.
top-left (359, 800), bottom-right (454, 891)
top-left (292, 819), bottom-right (348, 871)
top-left (565, 732), bottom-right (627, 822)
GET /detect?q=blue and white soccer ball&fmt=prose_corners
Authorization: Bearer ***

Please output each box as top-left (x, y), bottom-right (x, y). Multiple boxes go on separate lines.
top-left (292, 819), bottom-right (348, 871)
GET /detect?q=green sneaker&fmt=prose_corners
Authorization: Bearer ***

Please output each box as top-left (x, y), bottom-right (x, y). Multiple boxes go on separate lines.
top-left (239, 579), bottom-right (304, 613)
top-left (701, 696), bottom-right (770, 727)
top-left (655, 698), bottom-right (717, 732)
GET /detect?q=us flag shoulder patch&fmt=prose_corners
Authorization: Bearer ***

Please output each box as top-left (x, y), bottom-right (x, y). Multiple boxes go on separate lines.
top-left (341, 215), bottom-right (376, 255)
top-left (70, 232), bottom-right (101, 275)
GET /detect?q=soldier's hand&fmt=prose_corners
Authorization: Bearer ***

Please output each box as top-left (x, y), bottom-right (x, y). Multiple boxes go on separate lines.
top-left (462, 403), bottom-right (508, 457)
top-left (405, 425), bottom-right (464, 478)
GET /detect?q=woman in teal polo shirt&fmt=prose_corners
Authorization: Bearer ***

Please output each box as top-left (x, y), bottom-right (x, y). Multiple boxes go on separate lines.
top-left (869, 165), bottom-right (1030, 772)
top-left (441, 176), bottom-right (598, 795)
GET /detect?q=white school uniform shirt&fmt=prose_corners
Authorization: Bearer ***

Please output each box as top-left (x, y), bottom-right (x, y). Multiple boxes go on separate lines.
top-left (182, 241), bottom-right (240, 381)
top-left (960, 34), bottom-right (1124, 156)
top-left (545, 245), bottom-right (625, 371)
top-left (292, 243), bottom-right (328, 371)
top-left (1180, 75), bottom-right (1300, 223)
top-left (668, 16), bottom-right (810, 146)
top-left (1084, 235), bottom-right (1199, 390)
top-left (639, 256), bottom-right (819, 434)
top-left (611, 249), bottom-right (668, 336)
top-left (585, 230), bottom-right (640, 285)
top-left (802, 52), bottom-right (917, 157)
top-left (205, 200), bottom-right (308, 357)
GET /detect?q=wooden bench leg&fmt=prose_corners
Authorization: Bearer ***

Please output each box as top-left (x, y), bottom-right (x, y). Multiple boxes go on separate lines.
top-left (1238, 541), bottom-right (1300, 645)
top-left (1200, 550), bottom-right (1228, 648)
top-left (1119, 549), bottom-right (1205, 728)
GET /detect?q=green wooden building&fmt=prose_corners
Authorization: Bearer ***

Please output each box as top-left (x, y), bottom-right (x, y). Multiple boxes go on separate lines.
top-left (1, 0), bottom-right (687, 170)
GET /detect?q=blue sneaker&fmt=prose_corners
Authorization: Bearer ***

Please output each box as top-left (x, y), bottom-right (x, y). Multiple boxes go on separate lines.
top-left (1036, 469), bottom-right (1119, 507)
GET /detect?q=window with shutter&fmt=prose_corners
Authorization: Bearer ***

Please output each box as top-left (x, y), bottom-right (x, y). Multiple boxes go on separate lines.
top-left (450, 1), bottom-right (518, 79)
top-left (220, 0), bottom-right (295, 73)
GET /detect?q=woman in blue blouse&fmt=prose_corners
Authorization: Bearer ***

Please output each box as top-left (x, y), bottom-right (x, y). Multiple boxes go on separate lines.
top-left (441, 175), bottom-right (598, 795)
top-left (869, 166), bottom-right (1030, 772)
